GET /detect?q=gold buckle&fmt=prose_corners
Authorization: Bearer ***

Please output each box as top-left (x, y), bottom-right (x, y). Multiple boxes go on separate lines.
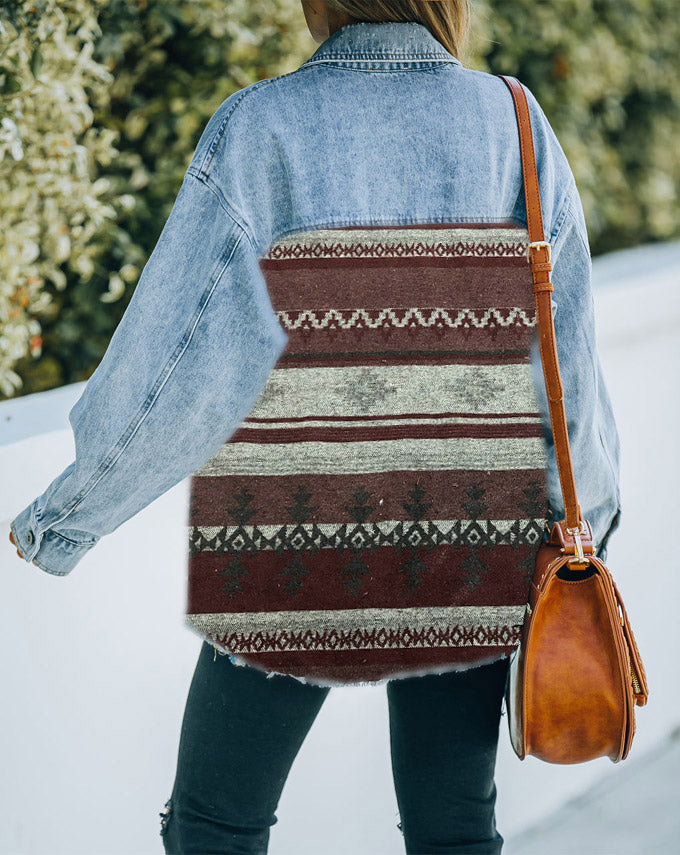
top-left (566, 519), bottom-right (589, 565)
top-left (527, 240), bottom-right (552, 263)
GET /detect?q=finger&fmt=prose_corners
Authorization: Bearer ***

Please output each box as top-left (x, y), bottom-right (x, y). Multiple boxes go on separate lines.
top-left (10, 531), bottom-right (31, 561)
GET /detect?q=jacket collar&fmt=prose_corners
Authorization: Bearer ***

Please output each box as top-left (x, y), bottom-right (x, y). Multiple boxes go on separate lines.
top-left (299, 21), bottom-right (462, 70)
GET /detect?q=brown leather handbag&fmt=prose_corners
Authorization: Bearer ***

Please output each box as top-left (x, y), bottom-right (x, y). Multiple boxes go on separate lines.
top-left (498, 75), bottom-right (649, 764)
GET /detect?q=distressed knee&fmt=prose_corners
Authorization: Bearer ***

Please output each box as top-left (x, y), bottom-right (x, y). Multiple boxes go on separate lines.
top-left (159, 797), bottom-right (173, 837)
top-left (158, 793), bottom-right (274, 854)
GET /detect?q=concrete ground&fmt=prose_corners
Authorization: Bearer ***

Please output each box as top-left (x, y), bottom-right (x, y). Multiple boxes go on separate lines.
top-left (504, 728), bottom-right (680, 855)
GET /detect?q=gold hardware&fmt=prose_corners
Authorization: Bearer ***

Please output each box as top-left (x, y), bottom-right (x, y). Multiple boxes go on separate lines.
top-left (527, 240), bottom-right (552, 263)
top-left (566, 520), bottom-right (589, 565)
top-left (631, 659), bottom-right (642, 695)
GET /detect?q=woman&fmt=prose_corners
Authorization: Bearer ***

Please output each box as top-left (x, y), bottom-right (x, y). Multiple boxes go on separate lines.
top-left (10, 2), bottom-right (621, 853)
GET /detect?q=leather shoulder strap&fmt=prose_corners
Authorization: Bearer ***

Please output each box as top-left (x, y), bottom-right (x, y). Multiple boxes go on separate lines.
top-left (498, 75), bottom-right (583, 534)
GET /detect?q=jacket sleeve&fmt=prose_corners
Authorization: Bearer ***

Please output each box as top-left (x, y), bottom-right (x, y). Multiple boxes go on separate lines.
top-left (10, 167), bottom-right (288, 576)
top-left (530, 183), bottom-right (622, 562)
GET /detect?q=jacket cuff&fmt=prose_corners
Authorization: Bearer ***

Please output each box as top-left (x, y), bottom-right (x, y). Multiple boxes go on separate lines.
top-left (10, 502), bottom-right (97, 577)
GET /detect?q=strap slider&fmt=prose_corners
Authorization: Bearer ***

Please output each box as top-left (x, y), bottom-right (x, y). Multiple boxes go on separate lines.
top-left (527, 240), bottom-right (552, 264)
top-left (566, 519), bottom-right (590, 565)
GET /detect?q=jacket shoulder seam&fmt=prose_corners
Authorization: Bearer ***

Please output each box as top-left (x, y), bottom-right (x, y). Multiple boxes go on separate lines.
top-left (185, 168), bottom-right (256, 250)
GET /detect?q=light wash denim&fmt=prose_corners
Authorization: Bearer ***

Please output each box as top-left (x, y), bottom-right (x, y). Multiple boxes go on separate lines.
top-left (10, 20), bottom-right (621, 576)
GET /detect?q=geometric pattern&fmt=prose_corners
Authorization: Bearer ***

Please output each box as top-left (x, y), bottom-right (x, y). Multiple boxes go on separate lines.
top-left (189, 516), bottom-right (546, 555)
top-left (277, 306), bottom-right (537, 333)
top-left (185, 222), bottom-right (551, 686)
top-left (187, 605), bottom-right (527, 653)
top-left (262, 227), bottom-right (530, 261)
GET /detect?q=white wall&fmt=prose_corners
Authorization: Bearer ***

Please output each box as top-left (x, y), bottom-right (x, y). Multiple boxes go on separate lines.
top-left (1, 241), bottom-right (679, 855)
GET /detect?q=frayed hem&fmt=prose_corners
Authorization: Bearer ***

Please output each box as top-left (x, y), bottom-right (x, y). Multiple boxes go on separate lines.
top-left (208, 641), bottom-right (513, 688)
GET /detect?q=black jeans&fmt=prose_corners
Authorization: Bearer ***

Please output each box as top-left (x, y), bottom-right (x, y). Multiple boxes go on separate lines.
top-left (160, 641), bottom-right (509, 855)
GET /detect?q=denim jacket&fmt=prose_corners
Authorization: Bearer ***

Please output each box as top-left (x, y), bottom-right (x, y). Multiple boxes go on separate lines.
top-left (10, 20), bottom-right (621, 576)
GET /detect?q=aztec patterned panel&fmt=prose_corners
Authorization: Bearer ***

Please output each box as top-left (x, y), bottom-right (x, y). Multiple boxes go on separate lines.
top-left (184, 223), bottom-right (551, 686)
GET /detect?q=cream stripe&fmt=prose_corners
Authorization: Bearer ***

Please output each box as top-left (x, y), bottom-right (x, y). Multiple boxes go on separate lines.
top-left (266, 226), bottom-right (528, 257)
top-left (195, 436), bottom-right (547, 476)
top-left (247, 363), bottom-right (540, 420)
top-left (186, 605), bottom-right (526, 636)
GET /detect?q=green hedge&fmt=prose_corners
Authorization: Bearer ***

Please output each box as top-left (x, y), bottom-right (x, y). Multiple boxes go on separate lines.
top-left (1, 0), bottom-right (313, 398)
top-left (469, 0), bottom-right (679, 253)
top-left (2, 0), bottom-right (678, 399)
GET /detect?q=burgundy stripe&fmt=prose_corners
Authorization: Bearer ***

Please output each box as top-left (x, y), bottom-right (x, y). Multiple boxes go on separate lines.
top-left (228, 421), bottom-right (543, 444)
top-left (277, 350), bottom-right (531, 368)
top-left (188, 468), bottom-right (548, 526)
top-left (277, 324), bottom-right (536, 356)
top-left (260, 254), bottom-right (529, 272)
top-left (244, 411), bottom-right (539, 425)
top-left (186, 543), bottom-right (538, 614)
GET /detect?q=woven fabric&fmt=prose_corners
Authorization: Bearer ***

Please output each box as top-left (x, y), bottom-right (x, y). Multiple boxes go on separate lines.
top-left (185, 223), bottom-right (550, 686)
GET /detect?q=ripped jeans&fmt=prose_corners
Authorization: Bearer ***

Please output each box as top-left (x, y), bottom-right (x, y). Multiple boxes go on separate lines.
top-left (160, 641), bottom-right (509, 855)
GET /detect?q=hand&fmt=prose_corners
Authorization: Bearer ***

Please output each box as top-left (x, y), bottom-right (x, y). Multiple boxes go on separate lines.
top-left (9, 530), bottom-right (39, 566)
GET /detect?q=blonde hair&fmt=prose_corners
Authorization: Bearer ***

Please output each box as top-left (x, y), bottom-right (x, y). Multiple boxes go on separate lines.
top-left (323, 1), bottom-right (471, 60)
